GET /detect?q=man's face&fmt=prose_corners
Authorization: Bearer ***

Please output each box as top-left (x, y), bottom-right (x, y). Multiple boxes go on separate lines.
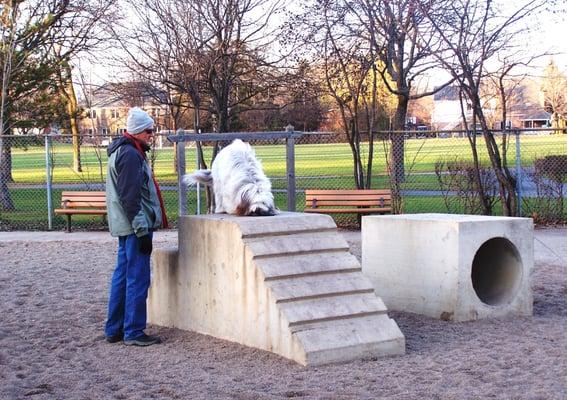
top-left (137, 128), bottom-right (154, 145)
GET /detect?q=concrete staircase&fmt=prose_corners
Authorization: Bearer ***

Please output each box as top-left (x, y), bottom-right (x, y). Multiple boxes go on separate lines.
top-left (148, 212), bottom-right (404, 366)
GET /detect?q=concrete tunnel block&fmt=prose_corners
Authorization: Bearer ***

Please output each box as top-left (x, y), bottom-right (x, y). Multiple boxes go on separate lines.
top-left (148, 212), bottom-right (405, 366)
top-left (362, 214), bottom-right (533, 321)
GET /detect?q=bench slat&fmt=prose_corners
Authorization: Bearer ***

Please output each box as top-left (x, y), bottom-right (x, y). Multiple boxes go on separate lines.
top-left (60, 201), bottom-right (107, 208)
top-left (305, 189), bottom-right (390, 195)
top-left (61, 191), bottom-right (106, 196)
top-left (306, 195), bottom-right (392, 201)
top-left (307, 200), bottom-right (391, 206)
top-left (61, 193), bottom-right (106, 200)
top-left (304, 208), bottom-right (392, 214)
top-left (60, 195), bottom-right (106, 199)
top-left (61, 196), bottom-right (106, 202)
top-left (54, 209), bottom-right (107, 215)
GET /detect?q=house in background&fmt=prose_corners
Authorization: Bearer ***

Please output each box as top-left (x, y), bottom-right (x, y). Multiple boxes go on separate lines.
top-left (430, 86), bottom-right (469, 131)
top-left (518, 109), bottom-right (551, 129)
top-left (430, 82), bottom-right (555, 133)
top-left (78, 82), bottom-right (171, 145)
top-left (430, 86), bottom-right (499, 131)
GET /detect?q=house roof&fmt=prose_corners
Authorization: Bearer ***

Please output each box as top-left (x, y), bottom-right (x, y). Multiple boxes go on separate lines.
top-left (80, 82), bottom-right (168, 108)
top-left (518, 110), bottom-right (551, 121)
top-left (433, 85), bottom-right (461, 101)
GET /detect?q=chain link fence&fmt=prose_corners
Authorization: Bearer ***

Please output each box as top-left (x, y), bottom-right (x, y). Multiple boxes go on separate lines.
top-left (0, 129), bottom-right (565, 230)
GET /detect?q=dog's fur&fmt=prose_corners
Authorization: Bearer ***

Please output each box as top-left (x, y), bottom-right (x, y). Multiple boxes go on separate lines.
top-left (183, 139), bottom-right (278, 216)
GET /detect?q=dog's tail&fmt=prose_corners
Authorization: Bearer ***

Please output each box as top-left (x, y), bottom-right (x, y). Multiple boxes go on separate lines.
top-left (182, 170), bottom-right (213, 186)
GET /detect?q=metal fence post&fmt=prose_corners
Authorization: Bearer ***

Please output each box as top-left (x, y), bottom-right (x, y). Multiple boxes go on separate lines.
top-left (515, 130), bottom-right (522, 217)
top-left (196, 142), bottom-right (202, 214)
top-left (285, 125), bottom-right (296, 211)
top-left (176, 133), bottom-right (187, 217)
top-left (45, 135), bottom-right (53, 230)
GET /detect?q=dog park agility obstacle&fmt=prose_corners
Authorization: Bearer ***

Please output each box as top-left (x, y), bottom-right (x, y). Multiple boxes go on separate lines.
top-left (148, 212), bottom-right (405, 366)
top-left (362, 214), bottom-right (533, 322)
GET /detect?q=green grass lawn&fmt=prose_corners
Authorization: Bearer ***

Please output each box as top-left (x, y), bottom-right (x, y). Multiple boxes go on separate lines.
top-left (3, 134), bottom-right (566, 229)
top-left (11, 134), bottom-right (567, 184)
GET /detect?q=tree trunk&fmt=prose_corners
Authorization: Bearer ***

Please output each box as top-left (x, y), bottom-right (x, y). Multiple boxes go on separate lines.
top-left (0, 134), bottom-right (15, 211)
top-left (466, 132), bottom-right (492, 215)
top-left (350, 119), bottom-right (364, 189)
top-left (387, 95), bottom-right (408, 213)
top-left (65, 69), bottom-right (82, 173)
top-left (170, 105), bottom-right (179, 172)
top-left (390, 95), bottom-right (408, 184)
top-left (475, 103), bottom-right (517, 216)
top-left (218, 105), bottom-right (229, 134)
top-left (460, 91), bottom-right (492, 215)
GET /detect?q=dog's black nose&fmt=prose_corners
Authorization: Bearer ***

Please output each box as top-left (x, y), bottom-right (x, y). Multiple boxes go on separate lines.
top-left (251, 207), bottom-right (276, 216)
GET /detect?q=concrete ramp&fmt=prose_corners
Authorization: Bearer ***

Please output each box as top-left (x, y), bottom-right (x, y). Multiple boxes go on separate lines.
top-left (148, 212), bottom-right (404, 366)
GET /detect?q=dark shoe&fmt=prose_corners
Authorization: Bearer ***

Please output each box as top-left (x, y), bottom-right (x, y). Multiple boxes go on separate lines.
top-left (123, 334), bottom-right (161, 346)
top-left (105, 332), bottom-right (123, 343)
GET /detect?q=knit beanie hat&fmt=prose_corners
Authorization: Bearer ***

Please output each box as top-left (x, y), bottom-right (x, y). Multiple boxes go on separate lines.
top-left (126, 107), bottom-right (154, 134)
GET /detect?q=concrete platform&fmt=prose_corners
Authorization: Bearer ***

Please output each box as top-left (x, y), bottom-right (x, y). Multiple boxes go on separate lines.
top-left (148, 212), bottom-right (405, 366)
top-left (362, 214), bottom-right (534, 321)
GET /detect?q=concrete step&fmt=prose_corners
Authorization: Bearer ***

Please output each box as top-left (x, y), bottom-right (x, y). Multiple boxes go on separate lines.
top-left (293, 315), bottom-right (405, 365)
top-left (257, 251), bottom-right (361, 280)
top-left (245, 230), bottom-right (349, 258)
top-left (267, 271), bottom-right (375, 302)
top-left (237, 213), bottom-right (337, 236)
top-left (280, 292), bottom-right (388, 327)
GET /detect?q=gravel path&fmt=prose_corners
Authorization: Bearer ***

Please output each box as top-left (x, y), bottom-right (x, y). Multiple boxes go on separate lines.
top-left (0, 229), bottom-right (566, 399)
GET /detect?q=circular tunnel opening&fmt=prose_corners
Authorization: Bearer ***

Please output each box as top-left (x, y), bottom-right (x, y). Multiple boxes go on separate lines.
top-left (471, 237), bottom-right (522, 306)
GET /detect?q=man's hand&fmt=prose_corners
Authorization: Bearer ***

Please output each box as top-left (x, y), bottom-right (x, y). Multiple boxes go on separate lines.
top-left (138, 234), bottom-right (152, 255)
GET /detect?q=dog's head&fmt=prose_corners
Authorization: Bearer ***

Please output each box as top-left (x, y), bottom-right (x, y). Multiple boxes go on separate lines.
top-left (236, 184), bottom-right (278, 216)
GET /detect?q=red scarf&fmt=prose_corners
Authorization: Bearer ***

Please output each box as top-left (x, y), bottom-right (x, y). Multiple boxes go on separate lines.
top-left (123, 132), bottom-right (169, 229)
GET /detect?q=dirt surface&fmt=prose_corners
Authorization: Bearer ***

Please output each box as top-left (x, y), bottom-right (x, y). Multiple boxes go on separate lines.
top-left (0, 229), bottom-right (566, 399)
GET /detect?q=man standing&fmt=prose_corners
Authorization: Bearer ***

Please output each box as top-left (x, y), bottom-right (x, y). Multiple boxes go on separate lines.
top-left (104, 107), bottom-right (168, 346)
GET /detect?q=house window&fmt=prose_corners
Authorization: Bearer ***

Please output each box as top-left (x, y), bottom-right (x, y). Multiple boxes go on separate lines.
top-left (118, 128), bottom-right (127, 134)
top-left (111, 109), bottom-right (120, 118)
top-left (89, 109), bottom-right (97, 118)
top-left (102, 128), bottom-right (110, 135)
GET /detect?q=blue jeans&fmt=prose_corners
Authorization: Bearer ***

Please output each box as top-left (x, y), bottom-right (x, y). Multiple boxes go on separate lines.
top-left (105, 232), bottom-right (152, 340)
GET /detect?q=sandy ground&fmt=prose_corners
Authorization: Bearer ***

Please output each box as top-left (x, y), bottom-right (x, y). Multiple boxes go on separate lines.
top-left (0, 228), bottom-right (566, 400)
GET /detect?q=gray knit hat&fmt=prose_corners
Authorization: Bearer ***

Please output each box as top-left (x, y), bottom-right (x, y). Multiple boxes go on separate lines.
top-left (126, 107), bottom-right (154, 134)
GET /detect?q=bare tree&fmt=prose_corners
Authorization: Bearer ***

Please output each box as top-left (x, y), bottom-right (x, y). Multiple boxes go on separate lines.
top-left (349, 0), bottom-right (454, 189)
top-left (0, 0), bottom-right (70, 210)
top-left (112, 0), bottom-right (285, 211)
top-left (288, 0), bottom-right (452, 205)
top-left (288, 0), bottom-right (395, 190)
top-left (476, 54), bottom-right (547, 213)
top-left (54, 0), bottom-right (118, 172)
top-left (113, 0), bottom-right (285, 174)
top-left (421, 0), bottom-right (545, 216)
top-left (0, 0), bottom-right (117, 210)
top-left (541, 59), bottom-right (567, 132)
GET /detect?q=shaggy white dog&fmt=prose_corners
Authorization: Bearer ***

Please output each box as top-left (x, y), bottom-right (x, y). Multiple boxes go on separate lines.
top-left (183, 139), bottom-right (278, 216)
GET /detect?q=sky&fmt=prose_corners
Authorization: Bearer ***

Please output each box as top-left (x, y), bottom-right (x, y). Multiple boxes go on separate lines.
top-left (504, 0), bottom-right (567, 71)
top-left (534, 12), bottom-right (567, 70)
top-left (77, 0), bottom-right (567, 85)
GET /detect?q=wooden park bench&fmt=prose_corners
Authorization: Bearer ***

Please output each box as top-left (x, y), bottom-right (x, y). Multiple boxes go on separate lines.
top-left (54, 191), bottom-right (107, 232)
top-left (304, 189), bottom-right (392, 224)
